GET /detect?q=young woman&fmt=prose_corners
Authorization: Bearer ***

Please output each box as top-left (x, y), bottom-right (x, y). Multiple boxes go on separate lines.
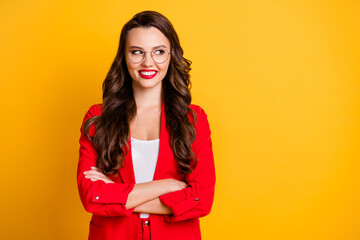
top-left (77, 10), bottom-right (215, 240)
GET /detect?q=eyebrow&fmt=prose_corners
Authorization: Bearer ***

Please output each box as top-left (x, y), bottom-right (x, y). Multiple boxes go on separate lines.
top-left (128, 45), bottom-right (168, 49)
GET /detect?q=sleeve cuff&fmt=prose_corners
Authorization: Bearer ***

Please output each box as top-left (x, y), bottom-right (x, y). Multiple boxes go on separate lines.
top-left (105, 203), bottom-right (135, 216)
top-left (91, 182), bottom-right (134, 204)
top-left (159, 189), bottom-right (200, 216)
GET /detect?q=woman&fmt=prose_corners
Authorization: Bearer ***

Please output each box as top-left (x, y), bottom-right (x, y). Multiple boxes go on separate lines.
top-left (77, 10), bottom-right (215, 240)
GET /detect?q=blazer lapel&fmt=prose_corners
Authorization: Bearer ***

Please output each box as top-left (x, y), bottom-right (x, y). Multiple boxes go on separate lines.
top-left (118, 136), bottom-right (135, 183)
top-left (153, 101), bottom-right (174, 180)
top-left (118, 101), bottom-right (172, 183)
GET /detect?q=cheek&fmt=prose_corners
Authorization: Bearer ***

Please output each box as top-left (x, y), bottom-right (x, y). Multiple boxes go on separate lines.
top-left (160, 62), bottom-right (170, 74)
top-left (126, 62), bottom-right (135, 71)
top-left (126, 63), bottom-right (138, 77)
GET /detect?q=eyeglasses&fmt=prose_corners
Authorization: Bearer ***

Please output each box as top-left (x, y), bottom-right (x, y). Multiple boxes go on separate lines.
top-left (126, 48), bottom-right (170, 64)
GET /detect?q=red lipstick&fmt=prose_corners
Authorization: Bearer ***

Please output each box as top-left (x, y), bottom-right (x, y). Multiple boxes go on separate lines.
top-left (138, 69), bottom-right (158, 79)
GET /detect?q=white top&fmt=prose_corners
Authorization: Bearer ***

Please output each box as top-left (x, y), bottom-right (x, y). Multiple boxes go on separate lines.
top-left (131, 136), bottom-right (160, 218)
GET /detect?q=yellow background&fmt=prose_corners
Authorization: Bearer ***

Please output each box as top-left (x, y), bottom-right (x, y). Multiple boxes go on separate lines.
top-left (0, 0), bottom-right (359, 239)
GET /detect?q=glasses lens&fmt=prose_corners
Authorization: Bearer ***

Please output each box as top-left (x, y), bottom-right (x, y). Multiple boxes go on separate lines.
top-left (152, 48), bottom-right (169, 63)
top-left (128, 50), bottom-right (144, 63)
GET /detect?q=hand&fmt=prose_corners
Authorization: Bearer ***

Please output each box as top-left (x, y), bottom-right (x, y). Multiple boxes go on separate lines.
top-left (167, 178), bottom-right (187, 192)
top-left (83, 166), bottom-right (115, 183)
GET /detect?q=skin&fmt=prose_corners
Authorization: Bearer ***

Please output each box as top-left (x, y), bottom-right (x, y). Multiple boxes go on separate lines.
top-left (83, 26), bottom-right (187, 215)
top-left (125, 26), bottom-right (171, 95)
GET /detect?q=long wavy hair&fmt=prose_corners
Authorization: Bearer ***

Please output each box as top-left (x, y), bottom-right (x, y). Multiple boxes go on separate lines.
top-left (82, 10), bottom-right (199, 176)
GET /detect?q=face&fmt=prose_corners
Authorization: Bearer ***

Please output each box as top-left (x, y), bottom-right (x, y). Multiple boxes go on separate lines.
top-left (125, 26), bottom-right (171, 90)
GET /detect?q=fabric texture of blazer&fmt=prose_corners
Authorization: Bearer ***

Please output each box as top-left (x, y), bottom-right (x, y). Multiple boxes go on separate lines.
top-left (77, 101), bottom-right (216, 240)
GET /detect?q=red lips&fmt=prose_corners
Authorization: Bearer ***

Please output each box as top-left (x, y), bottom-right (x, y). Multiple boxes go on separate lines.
top-left (138, 69), bottom-right (158, 79)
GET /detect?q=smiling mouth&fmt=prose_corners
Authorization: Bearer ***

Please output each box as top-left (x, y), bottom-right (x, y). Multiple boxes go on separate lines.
top-left (138, 70), bottom-right (158, 79)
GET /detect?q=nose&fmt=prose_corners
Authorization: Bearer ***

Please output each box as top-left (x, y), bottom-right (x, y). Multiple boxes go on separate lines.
top-left (141, 52), bottom-right (154, 67)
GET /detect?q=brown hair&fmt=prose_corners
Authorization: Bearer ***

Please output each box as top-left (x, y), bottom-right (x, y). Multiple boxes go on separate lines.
top-left (83, 10), bottom-right (198, 175)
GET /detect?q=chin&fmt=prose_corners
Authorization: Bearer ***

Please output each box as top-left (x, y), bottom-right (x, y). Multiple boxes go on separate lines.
top-left (133, 79), bottom-right (162, 89)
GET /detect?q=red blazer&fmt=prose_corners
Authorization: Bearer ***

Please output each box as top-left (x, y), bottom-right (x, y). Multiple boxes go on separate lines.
top-left (77, 101), bottom-right (216, 240)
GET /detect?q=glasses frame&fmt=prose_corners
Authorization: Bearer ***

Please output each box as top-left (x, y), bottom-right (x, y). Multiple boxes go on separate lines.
top-left (126, 48), bottom-right (171, 64)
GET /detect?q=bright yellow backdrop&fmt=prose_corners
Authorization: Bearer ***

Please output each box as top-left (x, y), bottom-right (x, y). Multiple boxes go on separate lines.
top-left (0, 0), bottom-right (359, 239)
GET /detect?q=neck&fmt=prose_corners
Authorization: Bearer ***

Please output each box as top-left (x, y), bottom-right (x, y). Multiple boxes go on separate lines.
top-left (132, 83), bottom-right (163, 108)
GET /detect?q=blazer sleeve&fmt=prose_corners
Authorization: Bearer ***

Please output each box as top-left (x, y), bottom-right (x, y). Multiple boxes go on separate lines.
top-left (159, 106), bottom-right (216, 222)
top-left (77, 104), bottom-right (135, 217)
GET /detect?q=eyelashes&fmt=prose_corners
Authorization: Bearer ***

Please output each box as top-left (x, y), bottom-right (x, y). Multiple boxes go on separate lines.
top-left (130, 49), bottom-right (166, 55)
top-left (131, 50), bottom-right (142, 55)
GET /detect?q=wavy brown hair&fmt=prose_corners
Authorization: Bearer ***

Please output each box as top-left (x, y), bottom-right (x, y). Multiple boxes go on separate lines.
top-left (82, 10), bottom-right (199, 176)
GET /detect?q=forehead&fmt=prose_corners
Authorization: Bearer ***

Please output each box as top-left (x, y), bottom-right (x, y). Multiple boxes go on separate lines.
top-left (125, 26), bottom-right (170, 49)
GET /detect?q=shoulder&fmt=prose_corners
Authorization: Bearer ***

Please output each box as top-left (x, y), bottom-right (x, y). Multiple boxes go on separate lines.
top-left (81, 103), bottom-right (103, 126)
top-left (189, 104), bottom-right (212, 146)
top-left (85, 103), bottom-right (103, 117)
top-left (189, 103), bottom-right (208, 120)
top-left (189, 103), bottom-right (202, 112)
top-left (189, 103), bottom-right (209, 129)
top-left (80, 103), bottom-right (103, 136)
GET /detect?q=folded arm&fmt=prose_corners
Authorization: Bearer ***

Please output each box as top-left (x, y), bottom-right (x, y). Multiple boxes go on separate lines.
top-left (158, 106), bottom-right (216, 222)
top-left (133, 197), bottom-right (172, 215)
top-left (77, 104), bottom-right (215, 220)
top-left (77, 104), bottom-right (185, 217)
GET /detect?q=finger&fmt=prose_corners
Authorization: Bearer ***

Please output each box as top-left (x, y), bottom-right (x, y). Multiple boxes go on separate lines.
top-left (84, 167), bottom-right (99, 174)
top-left (85, 173), bottom-right (107, 181)
top-left (83, 171), bottom-right (114, 183)
top-left (83, 169), bottom-right (96, 174)
top-left (84, 173), bottom-right (104, 179)
top-left (90, 174), bottom-right (114, 183)
top-left (84, 173), bottom-right (101, 179)
top-left (84, 174), bottom-right (99, 179)
top-left (87, 174), bottom-right (103, 181)
top-left (90, 171), bottom-right (108, 179)
top-left (90, 178), bottom-right (101, 182)
top-left (84, 170), bottom-right (106, 178)
top-left (89, 176), bottom-right (112, 183)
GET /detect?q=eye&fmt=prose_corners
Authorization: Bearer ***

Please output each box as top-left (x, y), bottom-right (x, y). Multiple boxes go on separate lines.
top-left (131, 50), bottom-right (143, 55)
top-left (153, 49), bottom-right (165, 55)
